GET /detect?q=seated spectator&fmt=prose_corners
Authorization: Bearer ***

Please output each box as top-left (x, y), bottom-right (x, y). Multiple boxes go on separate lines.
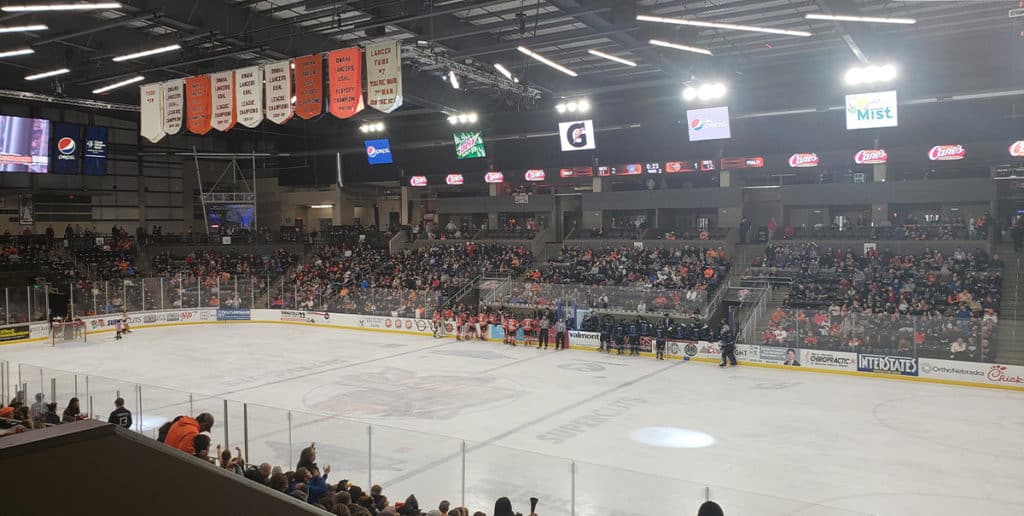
top-left (61, 397), bottom-right (87, 423)
top-left (164, 412), bottom-right (215, 454)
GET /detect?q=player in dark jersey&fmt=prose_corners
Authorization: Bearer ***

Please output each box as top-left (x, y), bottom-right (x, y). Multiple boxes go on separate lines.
top-left (107, 397), bottom-right (133, 429)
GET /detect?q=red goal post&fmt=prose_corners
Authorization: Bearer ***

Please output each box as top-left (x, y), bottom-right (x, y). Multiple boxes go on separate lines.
top-left (51, 320), bottom-right (87, 346)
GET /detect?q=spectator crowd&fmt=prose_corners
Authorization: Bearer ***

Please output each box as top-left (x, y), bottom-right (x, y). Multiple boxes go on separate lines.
top-left (754, 243), bottom-right (1000, 361)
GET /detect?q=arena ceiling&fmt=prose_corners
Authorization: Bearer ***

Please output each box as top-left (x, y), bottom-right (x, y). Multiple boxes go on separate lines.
top-left (0, 1), bottom-right (1019, 127)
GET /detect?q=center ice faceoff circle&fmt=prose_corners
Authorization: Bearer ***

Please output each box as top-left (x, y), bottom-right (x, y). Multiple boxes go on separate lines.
top-left (629, 426), bottom-right (716, 449)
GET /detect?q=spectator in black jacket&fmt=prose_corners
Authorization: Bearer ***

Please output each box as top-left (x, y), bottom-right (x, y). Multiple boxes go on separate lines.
top-left (108, 397), bottom-right (132, 429)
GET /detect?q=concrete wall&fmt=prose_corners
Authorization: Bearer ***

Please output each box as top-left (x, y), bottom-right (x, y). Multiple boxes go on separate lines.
top-left (1, 421), bottom-right (323, 516)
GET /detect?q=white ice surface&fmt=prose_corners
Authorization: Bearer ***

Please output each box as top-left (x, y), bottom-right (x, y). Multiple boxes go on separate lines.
top-left (2, 323), bottom-right (1023, 516)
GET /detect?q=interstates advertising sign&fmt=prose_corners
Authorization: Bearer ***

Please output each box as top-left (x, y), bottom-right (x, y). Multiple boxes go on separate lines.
top-left (686, 106), bottom-right (731, 142)
top-left (845, 90), bottom-right (898, 129)
top-left (854, 149), bottom-right (888, 165)
top-left (918, 358), bottom-right (1024, 387)
top-left (0, 324), bottom-right (30, 342)
top-left (857, 354), bottom-right (918, 376)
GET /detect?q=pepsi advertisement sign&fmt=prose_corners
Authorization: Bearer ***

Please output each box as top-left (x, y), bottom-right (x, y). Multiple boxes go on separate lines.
top-left (365, 138), bottom-right (394, 165)
top-left (83, 125), bottom-right (108, 176)
top-left (686, 106), bottom-right (731, 142)
top-left (52, 123), bottom-right (81, 175)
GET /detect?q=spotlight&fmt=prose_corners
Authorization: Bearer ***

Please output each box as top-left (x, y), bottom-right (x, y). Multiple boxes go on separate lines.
top-left (448, 70), bottom-right (460, 89)
top-left (555, 97), bottom-right (591, 115)
top-left (844, 64), bottom-right (898, 86)
top-left (682, 82), bottom-right (727, 102)
top-left (447, 112), bottom-right (478, 125)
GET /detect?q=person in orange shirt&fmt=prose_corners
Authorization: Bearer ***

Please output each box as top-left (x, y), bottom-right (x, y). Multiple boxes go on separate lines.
top-left (164, 413), bottom-right (214, 455)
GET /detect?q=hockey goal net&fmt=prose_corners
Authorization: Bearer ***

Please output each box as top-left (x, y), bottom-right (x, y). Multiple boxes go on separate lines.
top-left (51, 321), bottom-right (87, 346)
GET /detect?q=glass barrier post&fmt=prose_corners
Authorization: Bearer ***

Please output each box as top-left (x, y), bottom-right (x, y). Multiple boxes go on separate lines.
top-left (25, 286), bottom-right (30, 321)
top-left (367, 424), bottom-right (373, 487)
top-left (287, 410), bottom-right (293, 466)
top-left (178, 276), bottom-right (183, 308)
top-left (141, 280), bottom-right (146, 312)
top-left (69, 282), bottom-right (75, 318)
top-left (5, 288), bottom-right (9, 324)
top-left (243, 403), bottom-right (249, 462)
top-left (160, 279), bottom-right (165, 310)
top-left (197, 280), bottom-right (202, 309)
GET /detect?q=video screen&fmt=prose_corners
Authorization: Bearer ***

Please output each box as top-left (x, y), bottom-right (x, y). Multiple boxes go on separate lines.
top-left (207, 204), bottom-right (255, 231)
top-left (0, 115), bottom-right (50, 173)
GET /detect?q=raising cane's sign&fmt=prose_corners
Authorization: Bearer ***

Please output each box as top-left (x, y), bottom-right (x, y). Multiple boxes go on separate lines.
top-left (788, 153), bottom-right (819, 168)
top-left (409, 176), bottom-right (428, 187)
top-left (1010, 141), bottom-right (1024, 158)
top-left (854, 149), bottom-right (888, 165)
top-left (928, 145), bottom-right (965, 161)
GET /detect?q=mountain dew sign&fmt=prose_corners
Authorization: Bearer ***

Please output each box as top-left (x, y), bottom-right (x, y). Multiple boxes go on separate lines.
top-left (454, 131), bottom-right (486, 159)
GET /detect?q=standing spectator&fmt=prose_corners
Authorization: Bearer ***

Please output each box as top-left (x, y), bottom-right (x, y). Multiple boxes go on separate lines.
top-left (107, 397), bottom-right (132, 429)
top-left (29, 393), bottom-right (47, 423)
top-left (61, 397), bottom-right (87, 423)
top-left (164, 412), bottom-right (214, 454)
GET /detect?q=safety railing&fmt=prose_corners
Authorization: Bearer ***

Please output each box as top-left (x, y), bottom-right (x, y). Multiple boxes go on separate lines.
top-left (7, 362), bottom-right (870, 516)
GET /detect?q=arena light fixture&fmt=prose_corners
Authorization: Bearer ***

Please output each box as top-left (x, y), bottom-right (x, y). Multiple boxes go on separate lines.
top-left (649, 39), bottom-right (713, 56)
top-left (493, 63), bottom-right (513, 80)
top-left (555, 97), bottom-right (591, 114)
top-left (587, 49), bottom-right (637, 67)
top-left (638, 14), bottom-right (812, 37)
top-left (0, 24), bottom-right (48, 33)
top-left (25, 67), bottom-right (70, 81)
top-left (684, 82), bottom-right (727, 102)
top-left (91, 75), bottom-right (143, 94)
top-left (0, 48), bottom-right (35, 59)
top-left (844, 63), bottom-right (897, 85)
top-left (2, 2), bottom-right (121, 11)
top-left (359, 121), bottom-right (386, 133)
top-left (806, 13), bottom-right (916, 25)
top-left (447, 112), bottom-right (478, 125)
top-left (448, 70), bottom-right (460, 89)
top-left (517, 45), bottom-right (577, 77)
top-left (112, 44), bottom-right (181, 62)
top-left (310, 204), bottom-right (333, 209)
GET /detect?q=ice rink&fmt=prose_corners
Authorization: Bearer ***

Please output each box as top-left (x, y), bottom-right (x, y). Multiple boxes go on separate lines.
top-left (3, 322), bottom-right (1023, 516)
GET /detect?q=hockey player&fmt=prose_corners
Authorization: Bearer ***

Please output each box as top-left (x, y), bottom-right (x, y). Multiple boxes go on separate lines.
top-left (432, 309), bottom-right (443, 339)
top-left (599, 318), bottom-right (612, 353)
top-left (628, 317), bottom-right (641, 356)
top-left (522, 317), bottom-right (535, 347)
top-left (719, 323), bottom-right (737, 367)
top-left (553, 318), bottom-right (566, 350)
top-left (613, 321), bottom-right (626, 355)
top-left (537, 315), bottom-right (550, 349)
top-left (654, 320), bottom-right (667, 360)
top-left (115, 319), bottom-right (123, 340)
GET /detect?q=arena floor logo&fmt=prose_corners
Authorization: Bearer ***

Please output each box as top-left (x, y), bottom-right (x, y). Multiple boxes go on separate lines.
top-left (302, 367), bottom-right (523, 419)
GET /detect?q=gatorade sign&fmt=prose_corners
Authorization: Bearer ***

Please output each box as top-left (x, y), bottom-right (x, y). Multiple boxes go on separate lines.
top-left (559, 120), bottom-right (596, 151)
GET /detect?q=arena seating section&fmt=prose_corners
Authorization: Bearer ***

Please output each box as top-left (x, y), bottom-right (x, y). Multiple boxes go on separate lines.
top-left (754, 243), bottom-right (1000, 361)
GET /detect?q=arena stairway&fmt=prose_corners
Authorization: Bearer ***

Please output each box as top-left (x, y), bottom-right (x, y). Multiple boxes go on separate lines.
top-left (994, 245), bottom-right (1024, 365)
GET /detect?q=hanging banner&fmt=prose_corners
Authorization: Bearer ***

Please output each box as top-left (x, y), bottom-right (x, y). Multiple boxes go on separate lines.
top-left (52, 122), bottom-right (82, 175)
top-left (83, 126), bottom-right (108, 176)
top-left (162, 79), bottom-right (184, 135)
top-left (265, 60), bottom-right (293, 125)
top-left (185, 75), bottom-right (213, 135)
top-left (327, 47), bottom-right (364, 119)
top-left (139, 82), bottom-right (166, 143)
top-left (234, 66), bottom-right (264, 128)
top-left (365, 40), bottom-right (403, 113)
top-left (18, 194), bottom-right (33, 225)
top-left (210, 70), bottom-right (236, 132)
top-left (294, 54), bottom-right (323, 120)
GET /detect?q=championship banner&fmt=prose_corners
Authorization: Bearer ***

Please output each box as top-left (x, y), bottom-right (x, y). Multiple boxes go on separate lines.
top-left (327, 47), bottom-right (364, 119)
top-left (185, 75), bottom-right (213, 135)
top-left (293, 54), bottom-right (324, 120)
top-left (162, 79), bottom-right (184, 135)
top-left (210, 70), bottom-right (236, 132)
top-left (234, 66), bottom-right (263, 128)
top-left (139, 82), bottom-right (166, 143)
top-left (366, 40), bottom-right (403, 113)
top-left (265, 60), bottom-right (293, 125)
